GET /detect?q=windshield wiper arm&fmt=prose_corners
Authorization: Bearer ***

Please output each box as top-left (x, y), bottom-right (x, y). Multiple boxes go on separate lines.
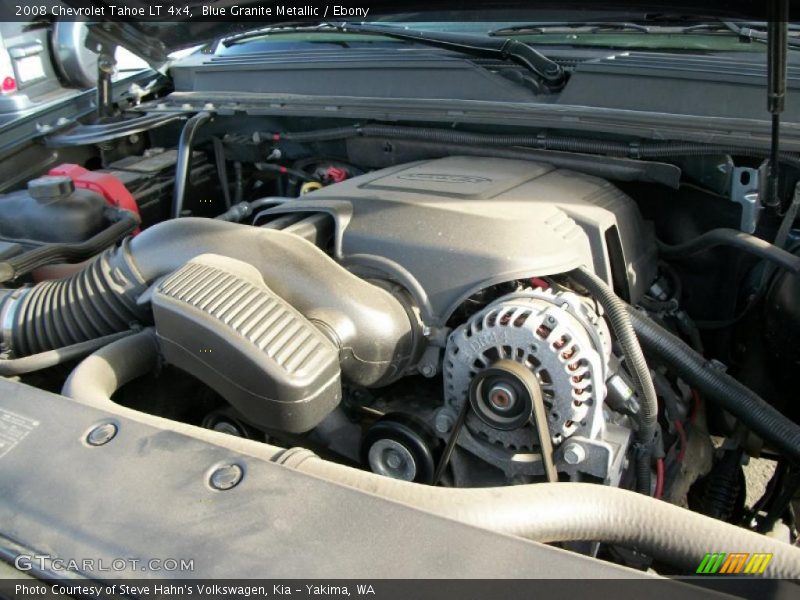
top-left (721, 21), bottom-right (800, 48)
top-left (330, 22), bottom-right (567, 90)
top-left (219, 21), bottom-right (567, 90)
top-left (671, 20), bottom-right (800, 48)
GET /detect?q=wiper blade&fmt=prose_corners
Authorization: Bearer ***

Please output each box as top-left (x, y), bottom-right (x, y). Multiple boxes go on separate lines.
top-left (678, 21), bottom-right (800, 48)
top-left (490, 20), bottom-right (800, 48)
top-left (221, 23), bottom-right (330, 47)
top-left (330, 22), bottom-right (566, 90)
top-left (489, 22), bottom-right (651, 36)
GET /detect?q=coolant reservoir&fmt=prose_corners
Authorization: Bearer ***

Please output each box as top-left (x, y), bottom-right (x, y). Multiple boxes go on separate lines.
top-left (0, 175), bottom-right (107, 243)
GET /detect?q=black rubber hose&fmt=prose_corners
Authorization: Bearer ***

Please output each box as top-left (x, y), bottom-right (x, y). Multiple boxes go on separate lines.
top-left (0, 331), bottom-right (134, 375)
top-left (274, 126), bottom-right (361, 143)
top-left (45, 112), bottom-right (189, 148)
top-left (234, 161), bottom-right (244, 205)
top-left (254, 162), bottom-right (320, 182)
top-left (173, 111), bottom-right (211, 218)
top-left (690, 449), bottom-right (744, 522)
top-left (658, 228), bottom-right (800, 274)
top-left (569, 267), bottom-right (659, 495)
top-left (272, 125), bottom-right (800, 168)
top-left (628, 308), bottom-right (800, 464)
top-left (0, 208), bottom-right (139, 283)
top-left (636, 143), bottom-right (800, 167)
top-left (775, 183), bottom-right (800, 249)
top-left (215, 197), bottom-right (292, 222)
top-left (212, 136), bottom-right (232, 210)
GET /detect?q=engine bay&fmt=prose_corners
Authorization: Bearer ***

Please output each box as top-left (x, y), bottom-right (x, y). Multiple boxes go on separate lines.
top-left (1, 108), bottom-right (800, 577)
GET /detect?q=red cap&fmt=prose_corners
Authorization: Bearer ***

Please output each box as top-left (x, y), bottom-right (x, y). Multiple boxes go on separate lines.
top-left (1, 76), bottom-right (17, 93)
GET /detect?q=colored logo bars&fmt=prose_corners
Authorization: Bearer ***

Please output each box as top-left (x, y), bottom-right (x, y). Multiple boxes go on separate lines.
top-left (696, 553), bottom-right (773, 575)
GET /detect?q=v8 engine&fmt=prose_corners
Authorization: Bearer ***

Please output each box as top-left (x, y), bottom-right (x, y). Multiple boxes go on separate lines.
top-left (3, 123), bottom-right (800, 576)
top-left (0, 156), bottom-right (655, 489)
top-left (245, 155), bottom-right (655, 487)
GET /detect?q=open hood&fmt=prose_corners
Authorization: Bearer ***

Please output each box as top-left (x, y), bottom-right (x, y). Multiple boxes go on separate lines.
top-left (67, 0), bottom-right (777, 65)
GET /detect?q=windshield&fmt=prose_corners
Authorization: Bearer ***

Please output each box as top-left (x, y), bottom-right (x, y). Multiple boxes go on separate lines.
top-left (219, 18), bottom-right (799, 54)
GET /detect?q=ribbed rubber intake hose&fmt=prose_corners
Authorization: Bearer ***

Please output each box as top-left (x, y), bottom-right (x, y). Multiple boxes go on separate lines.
top-left (61, 331), bottom-right (800, 578)
top-left (628, 308), bottom-right (800, 464)
top-left (569, 267), bottom-right (659, 495)
top-left (0, 246), bottom-right (148, 356)
top-left (3, 218), bottom-right (417, 387)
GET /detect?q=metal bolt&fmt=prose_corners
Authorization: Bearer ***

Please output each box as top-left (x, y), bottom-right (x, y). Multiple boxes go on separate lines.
top-left (419, 363), bottom-right (435, 377)
top-left (385, 449), bottom-right (403, 470)
top-left (86, 423), bottom-right (117, 446)
top-left (607, 374), bottom-right (634, 402)
top-left (368, 439), bottom-right (416, 481)
top-left (212, 421), bottom-right (242, 437)
top-left (209, 464), bottom-right (244, 490)
top-left (487, 382), bottom-right (516, 411)
top-left (435, 412), bottom-right (454, 434)
top-left (563, 443), bottom-right (586, 465)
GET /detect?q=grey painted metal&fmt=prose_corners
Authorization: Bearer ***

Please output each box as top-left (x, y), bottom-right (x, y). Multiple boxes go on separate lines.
top-left (0, 378), bottom-right (644, 579)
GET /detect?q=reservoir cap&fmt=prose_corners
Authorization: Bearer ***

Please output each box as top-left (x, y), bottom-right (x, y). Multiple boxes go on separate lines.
top-left (27, 175), bottom-right (75, 202)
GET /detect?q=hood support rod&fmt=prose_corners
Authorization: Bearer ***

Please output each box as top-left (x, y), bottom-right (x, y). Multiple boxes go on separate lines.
top-left (766, 0), bottom-right (789, 208)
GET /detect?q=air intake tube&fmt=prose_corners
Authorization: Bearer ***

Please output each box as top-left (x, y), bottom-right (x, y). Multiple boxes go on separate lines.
top-left (0, 218), bottom-right (419, 388)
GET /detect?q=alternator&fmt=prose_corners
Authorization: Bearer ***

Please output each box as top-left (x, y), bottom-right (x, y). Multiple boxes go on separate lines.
top-left (442, 288), bottom-right (619, 478)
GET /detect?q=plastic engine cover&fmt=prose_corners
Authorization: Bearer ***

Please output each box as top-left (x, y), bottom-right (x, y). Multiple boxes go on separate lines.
top-left (259, 156), bottom-right (656, 324)
top-left (152, 254), bottom-right (342, 433)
